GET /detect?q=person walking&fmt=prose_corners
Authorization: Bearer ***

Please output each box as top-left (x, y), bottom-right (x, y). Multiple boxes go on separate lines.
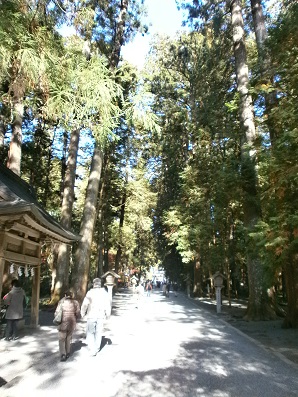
top-left (166, 282), bottom-right (170, 297)
top-left (162, 283), bottom-right (167, 296)
top-left (135, 282), bottom-right (144, 308)
top-left (4, 279), bottom-right (26, 341)
top-left (81, 278), bottom-right (111, 356)
top-left (146, 280), bottom-right (152, 297)
top-left (55, 290), bottom-right (80, 362)
top-left (173, 282), bottom-right (178, 297)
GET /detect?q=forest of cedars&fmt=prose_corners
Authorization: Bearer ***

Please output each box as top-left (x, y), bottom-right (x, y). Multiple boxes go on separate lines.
top-left (0, 1), bottom-right (297, 326)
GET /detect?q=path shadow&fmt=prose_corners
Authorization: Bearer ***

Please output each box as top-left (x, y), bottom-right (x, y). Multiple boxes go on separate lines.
top-left (0, 377), bottom-right (7, 387)
top-left (71, 340), bottom-right (87, 353)
top-left (100, 336), bottom-right (112, 351)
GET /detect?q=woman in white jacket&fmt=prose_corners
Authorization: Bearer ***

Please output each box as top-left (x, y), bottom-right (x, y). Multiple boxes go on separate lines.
top-left (81, 278), bottom-right (111, 356)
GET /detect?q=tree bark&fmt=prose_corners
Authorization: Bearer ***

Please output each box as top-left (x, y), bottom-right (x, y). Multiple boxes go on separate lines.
top-left (99, 0), bottom-right (130, 275)
top-left (52, 128), bottom-right (80, 303)
top-left (114, 185), bottom-right (127, 275)
top-left (71, 144), bottom-right (103, 302)
top-left (71, 0), bottom-right (130, 299)
top-left (230, 0), bottom-right (275, 320)
top-left (95, 187), bottom-right (104, 278)
top-left (0, 115), bottom-right (5, 147)
top-left (250, 0), bottom-right (267, 69)
top-left (42, 129), bottom-right (56, 208)
top-left (110, 0), bottom-right (129, 69)
top-left (96, 227), bottom-right (104, 277)
top-left (7, 100), bottom-right (24, 176)
top-left (193, 259), bottom-right (203, 297)
top-left (283, 248), bottom-right (298, 328)
top-left (96, 153), bottom-right (109, 278)
top-left (250, 0), bottom-right (278, 145)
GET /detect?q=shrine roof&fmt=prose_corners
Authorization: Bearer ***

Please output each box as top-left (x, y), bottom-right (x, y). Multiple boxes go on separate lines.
top-left (0, 163), bottom-right (80, 243)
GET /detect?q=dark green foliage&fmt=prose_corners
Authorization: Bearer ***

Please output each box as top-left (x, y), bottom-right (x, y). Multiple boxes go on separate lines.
top-left (162, 247), bottom-right (185, 282)
top-left (146, 28), bottom-right (247, 292)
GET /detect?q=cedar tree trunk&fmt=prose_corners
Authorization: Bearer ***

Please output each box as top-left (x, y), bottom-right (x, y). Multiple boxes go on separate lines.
top-left (71, 145), bottom-right (103, 303)
top-left (7, 99), bottom-right (24, 176)
top-left (52, 128), bottom-right (80, 302)
top-left (283, 246), bottom-right (298, 328)
top-left (230, 0), bottom-right (275, 320)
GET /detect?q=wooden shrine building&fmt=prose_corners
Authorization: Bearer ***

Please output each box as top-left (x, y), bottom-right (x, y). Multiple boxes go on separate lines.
top-left (0, 164), bottom-right (79, 327)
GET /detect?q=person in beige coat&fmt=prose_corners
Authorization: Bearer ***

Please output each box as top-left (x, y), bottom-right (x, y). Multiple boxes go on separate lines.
top-left (4, 279), bottom-right (26, 341)
top-left (81, 278), bottom-right (111, 356)
top-left (55, 290), bottom-right (80, 362)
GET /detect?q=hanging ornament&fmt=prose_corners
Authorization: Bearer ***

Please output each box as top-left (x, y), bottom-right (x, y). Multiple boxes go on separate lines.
top-left (18, 266), bottom-right (22, 276)
top-left (25, 266), bottom-right (29, 277)
top-left (10, 263), bottom-right (14, 273)
top-left (31, 268), bottom-right (35, 277)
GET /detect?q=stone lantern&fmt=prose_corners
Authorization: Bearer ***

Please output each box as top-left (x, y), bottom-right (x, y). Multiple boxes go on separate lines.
top-left (212, 271), bottom-right (224, 313)
top-left (130, 275), bottom-right (138, 293)
top-left (102, 271), bottom-right (120, 314)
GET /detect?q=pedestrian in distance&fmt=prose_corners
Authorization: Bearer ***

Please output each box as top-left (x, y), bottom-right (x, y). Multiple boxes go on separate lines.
top-left (166, 282), bottom-right (170, 297)
top-left (3, 279), bottom-right (26, 341)
top-left (135, 282), bottom-right (144, 308)
top-left (55, 290), bottom-right (80, 362)
top-left (146, 280), bottom-right (152, 297)
top-left (81, 278), bottom-right (111, 356)
top-left (162, 283), bottom-right (167, 296)
top-left (173, 282), bottom-right (178, 297)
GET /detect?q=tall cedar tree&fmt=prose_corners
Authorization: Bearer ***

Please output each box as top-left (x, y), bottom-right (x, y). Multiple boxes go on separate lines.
top-left (71, 0), bottom-right (144, 302)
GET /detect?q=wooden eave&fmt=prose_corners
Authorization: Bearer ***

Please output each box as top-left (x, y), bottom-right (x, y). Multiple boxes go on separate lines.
top-left (0, 204), bottom-right (79, 244)
top-left (0, 163), bottom-right (80, 245)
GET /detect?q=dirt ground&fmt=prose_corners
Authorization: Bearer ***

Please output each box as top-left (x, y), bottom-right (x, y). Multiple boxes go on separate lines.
top-left (195, 297), bottom-right (298, 367)
top-left (3, 292), bottom-right (298, 370)
top-left (38, 294), bottom-right (298, 367)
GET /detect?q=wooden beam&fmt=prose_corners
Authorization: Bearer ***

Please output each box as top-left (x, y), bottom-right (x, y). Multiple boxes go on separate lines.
top-left (3, 250), bottom-right (40, 265)
top-left (11, 223), bottom-right (41, 239)
top-left (23, 214), bottom-right (73, 244)
top-left (0, 215), bottom-right (23, 223)
top-left (5, 231), bottom-right (40, 247)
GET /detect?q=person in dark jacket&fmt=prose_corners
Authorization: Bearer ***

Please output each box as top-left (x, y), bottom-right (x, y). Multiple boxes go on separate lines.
top-left (4, 279), bottom-right (26, 341)
top-left (55, 290), bottom-right (80, 362)
top-left (166, 282), bottom-right (170, 297)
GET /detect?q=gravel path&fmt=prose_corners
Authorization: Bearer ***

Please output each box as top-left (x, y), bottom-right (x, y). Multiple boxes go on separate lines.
top-left (191, 296), bottom-right (298, 367)
top-left (0, 289), bottom-right (298, 397)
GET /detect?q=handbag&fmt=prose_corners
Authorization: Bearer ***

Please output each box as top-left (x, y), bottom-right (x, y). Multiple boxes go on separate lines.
top-left (1, 305), bottom-right (8, 322)
top-left (53, 299), bottom-right (64, 326)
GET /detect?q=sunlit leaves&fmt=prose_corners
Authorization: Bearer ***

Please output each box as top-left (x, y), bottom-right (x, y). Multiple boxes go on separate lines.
top-left (46, 50), bottom-right (123, 143)
top-left (0, 1), bottom-right (64, 92)
top-left (109, 163), bottom-right (158, 268)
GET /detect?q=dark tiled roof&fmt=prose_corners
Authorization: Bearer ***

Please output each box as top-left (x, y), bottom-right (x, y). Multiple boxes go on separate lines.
top-left (0, 163), bottom-right (79, 242)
